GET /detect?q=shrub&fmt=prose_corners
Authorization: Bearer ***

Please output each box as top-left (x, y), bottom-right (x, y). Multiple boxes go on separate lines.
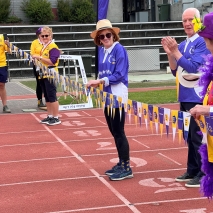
top-left (57, 0), bottom-right (72, 22)
top-left (0, 0), bottom-right (11, 23)
top-left (70, 0), bottom-right (96, 23)
top-left (6, 15), bottom-right (22, 23)
top-left (21, 0), bottom-right (54, 24)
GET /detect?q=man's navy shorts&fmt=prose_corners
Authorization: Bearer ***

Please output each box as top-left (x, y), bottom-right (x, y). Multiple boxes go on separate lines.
top-left (0, 66), bottom-right (8, 83)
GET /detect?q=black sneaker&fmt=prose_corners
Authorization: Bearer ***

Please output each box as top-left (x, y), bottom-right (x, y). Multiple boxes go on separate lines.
top-left (185, 176), bottom-right (201, 188)
top-left (175, 172), bottom-right (194, 182)
top-left (3, 105), bottom-right (11, 113)
top-left (109, 167), bottom-right (133, 181)
top-left (105, 163), bottom-right (122, 176)
top-left (40, 116), bottom-right (51, 124)
top-left (47, 117), bottom-right (61, 126)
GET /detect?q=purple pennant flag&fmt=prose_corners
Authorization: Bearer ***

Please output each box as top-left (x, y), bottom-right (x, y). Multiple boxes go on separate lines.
top-left (98, 0), bottom-right (109, 20)
top-left (148, 104), bottom-right (153, 122)
top-left (178, 111), bottom-right (183, 130)
top-left (158, 107), bottom-right (164, 136)
top-left (148, 104), bottom-right (153, 133)
top-left (158, 107), bottom-right (164, 124)
top-left (178, 111), bottom-right (184, 143)
top-left (132, 101), bottom-right (138, 116)
top-left (132, 101), bottom-right (138, 126)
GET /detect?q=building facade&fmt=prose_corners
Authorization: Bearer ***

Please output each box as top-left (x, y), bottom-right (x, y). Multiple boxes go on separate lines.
top-left (9, 0), bottom-right (213, 24)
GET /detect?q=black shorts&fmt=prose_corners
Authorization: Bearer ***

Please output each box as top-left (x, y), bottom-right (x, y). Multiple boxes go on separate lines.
top-left (0, 66), bottom-right (8, 83)
top-left (40, 78), bottom-right (57, 103)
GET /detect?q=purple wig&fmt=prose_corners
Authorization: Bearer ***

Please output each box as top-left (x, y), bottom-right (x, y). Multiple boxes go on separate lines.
top-left (198, 54), bottom-right (213, 99)
top-left (199, 143), bottom-right (213, 199)
top-left (36, 27), bottom-right (43, 36)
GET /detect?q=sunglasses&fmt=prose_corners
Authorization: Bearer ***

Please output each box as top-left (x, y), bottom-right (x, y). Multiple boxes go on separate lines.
top-left (41, 35), bottom-right (49, 38)
top-left (98, 33), bottom-right (112, 40)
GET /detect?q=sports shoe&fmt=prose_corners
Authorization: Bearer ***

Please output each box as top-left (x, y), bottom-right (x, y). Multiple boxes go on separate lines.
top-left (47, 117), bottom-right (61, 126)
top-left (3, 105), bottom-right (11, 113)
top-left (175, 172), bottom-right (194, 182)
top-left (109, 167), bottom-right (133, 181)
top-left (105, 163), bottom-right (122, 176)
top-left (40, 116), bottom-right (52, 124)
top-left (185, 176), bottom-right (201, 188)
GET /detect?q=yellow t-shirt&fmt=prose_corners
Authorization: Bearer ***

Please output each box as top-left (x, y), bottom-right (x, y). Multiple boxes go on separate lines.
top-left (39, 42), bottom-right (60, 79)
top-left (30, 39), bottom-right (43, 55)
top-left (0, 34), bottom-right (10, 67)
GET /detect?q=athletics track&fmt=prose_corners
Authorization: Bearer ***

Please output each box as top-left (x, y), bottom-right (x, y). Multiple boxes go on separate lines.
top-left (0, 82), bottom-right (213, 213)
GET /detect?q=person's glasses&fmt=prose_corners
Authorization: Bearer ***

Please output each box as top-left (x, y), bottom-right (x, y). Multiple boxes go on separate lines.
top-left (98, 33), bottom-right (112, 40)
top-left (41, 35), bottom-right (49, 38)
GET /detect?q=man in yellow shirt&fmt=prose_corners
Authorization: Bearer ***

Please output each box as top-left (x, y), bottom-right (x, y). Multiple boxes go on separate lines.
top-left (0, 34), bottom-right (11, 113)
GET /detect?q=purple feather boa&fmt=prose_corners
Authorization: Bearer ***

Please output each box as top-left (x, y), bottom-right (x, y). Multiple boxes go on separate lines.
top-left (199, 143), bottom-right (213, 199)
top-left (198, 54), bottom-right (213, 99)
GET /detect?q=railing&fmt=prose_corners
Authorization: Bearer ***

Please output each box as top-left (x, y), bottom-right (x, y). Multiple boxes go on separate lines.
top-left (3, 21), bottom-right (184, 78)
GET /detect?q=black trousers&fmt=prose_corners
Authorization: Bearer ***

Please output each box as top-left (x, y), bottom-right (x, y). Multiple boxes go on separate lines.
top-left (33, 65), bottom-right (42, 100)
top-left (104, 107), bottom-right (130, 161)
top-left (180, 102), bottom-right (204, 177)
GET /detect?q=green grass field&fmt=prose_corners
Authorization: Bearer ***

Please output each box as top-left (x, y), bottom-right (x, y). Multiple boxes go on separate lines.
top-left (20, 80), bottom-right (177, 105)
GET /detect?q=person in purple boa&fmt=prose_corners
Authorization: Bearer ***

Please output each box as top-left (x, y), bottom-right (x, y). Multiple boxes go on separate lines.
top-left (190, 12), bottom-right (213, 198)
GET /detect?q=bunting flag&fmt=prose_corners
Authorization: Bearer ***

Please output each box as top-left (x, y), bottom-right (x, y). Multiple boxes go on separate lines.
top-left (205, 116), bottom-right (213, 162)
top-left (178, 111), bottom-right (184, 143)
top-left (148, 104), bottom-right (153, 133)
top-left (127, 99), bottom-right (132, 124)
top-left (164, 108), bottom-right (171, 137)
top-left (171, 110), bottom-right (178, 141)
top-left (117, 96), bottom-right (123, 120)
top-left (102, 91), bottom-right (107, 112)
top-left (93, 88), bottom-right (97, 107)
top-left (96, 88), bottom-right (101, 108)
top-left (106, 93), bottom-right (110, 116)
top-left (8, 41), bottom-right (206, 145)
top-left (183, 112), bottom-right (191, 142)
top-left (158, 107), bottom-right (164, 137)
top-left (132, 101), bottom-right (138, 126)
top-left (110, 94), bottom-right (113, 116)
top-left (197, 115), bottom-right (207, 144)
top-left (112, 95), bottom-right (117, 119)
top-left (153, 106), bottom-right (159, 134)
top-left (137, 102), bottom-right (142, 127)
top-left (143, 103), bottom-right (148, 129)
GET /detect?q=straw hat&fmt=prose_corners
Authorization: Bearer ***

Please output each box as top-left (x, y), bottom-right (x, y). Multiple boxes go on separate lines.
top-left (177, 66), bottom-right (201, 88)
top-left (90, 19), bottom-right (120, 39)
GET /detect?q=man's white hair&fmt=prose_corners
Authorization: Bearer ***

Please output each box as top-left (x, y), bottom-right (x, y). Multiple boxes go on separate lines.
top-left (182, 8), bottom-right (200, 18)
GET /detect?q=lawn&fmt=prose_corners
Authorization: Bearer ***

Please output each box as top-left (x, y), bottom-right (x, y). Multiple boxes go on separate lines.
top-left (20, 80), bottom-right (177, 105)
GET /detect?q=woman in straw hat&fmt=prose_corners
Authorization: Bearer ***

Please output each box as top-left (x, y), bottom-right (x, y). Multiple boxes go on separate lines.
top-left (87, 19), bottom-right (133, 181)
top-left (190, 12), bottom-right (213, 198)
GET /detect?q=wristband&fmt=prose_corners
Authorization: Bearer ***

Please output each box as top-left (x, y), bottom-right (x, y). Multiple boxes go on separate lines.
top-left (210, 106), bottom-right (213, 117)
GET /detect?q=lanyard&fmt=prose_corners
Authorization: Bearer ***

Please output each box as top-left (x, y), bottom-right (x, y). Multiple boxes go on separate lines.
top-left (40, 40), bottom-right (52, 56)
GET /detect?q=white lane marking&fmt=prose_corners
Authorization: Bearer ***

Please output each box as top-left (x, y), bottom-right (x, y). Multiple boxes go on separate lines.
top-left (158, 152), bottom-right (182, 165)
top-left (134, 197), bottom-right (207, 206)
top-left (132, 138), bottom-right (150, 148)
top-left (16, 82), bottom-right (36, 93)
